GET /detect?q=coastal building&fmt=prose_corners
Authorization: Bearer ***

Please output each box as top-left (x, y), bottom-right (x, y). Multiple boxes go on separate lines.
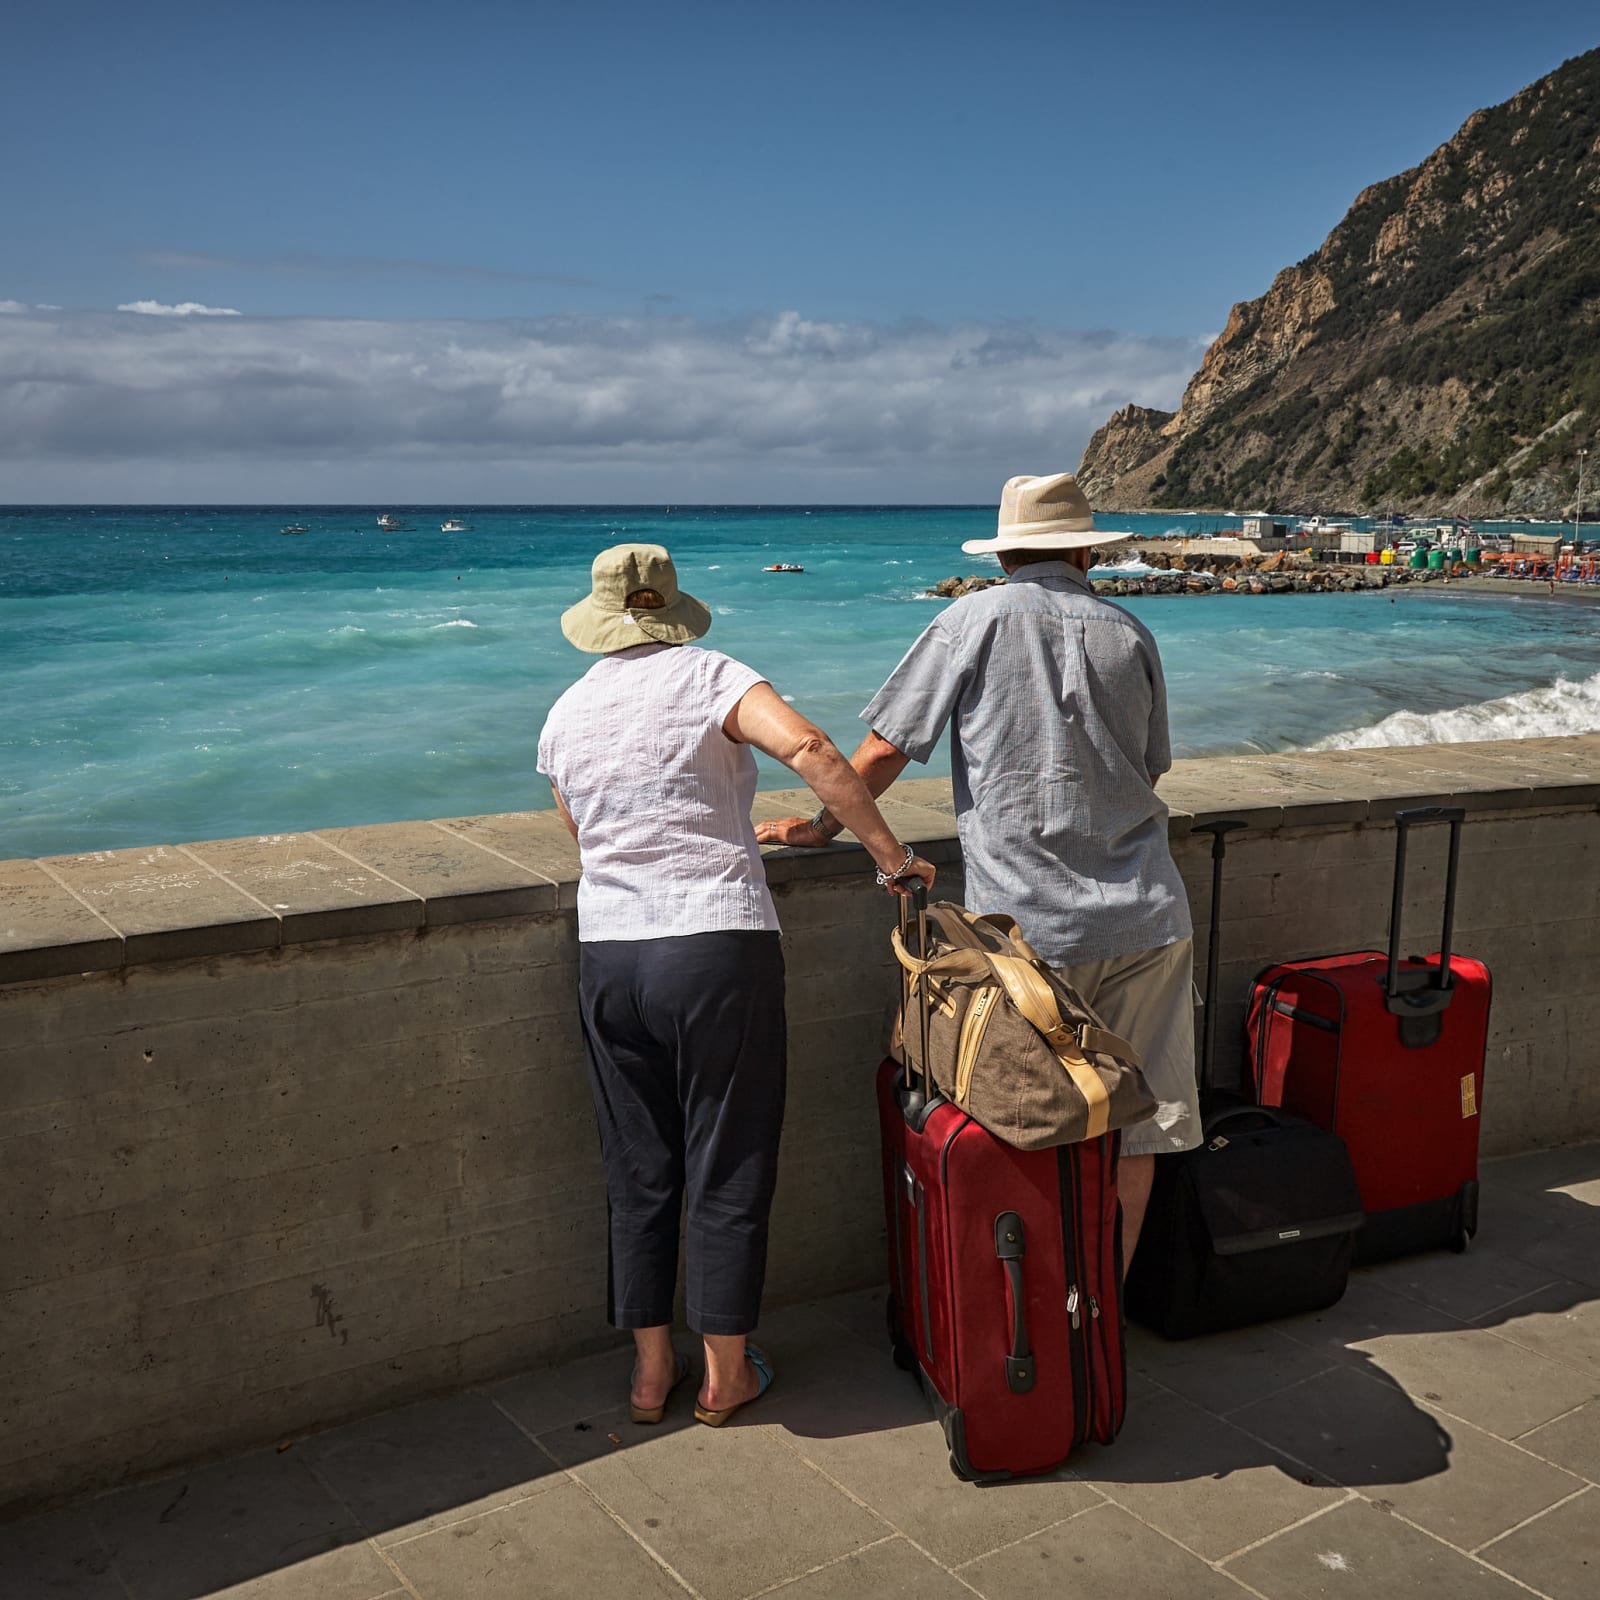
top-left (1513, 531), bottom-right (1564, 556)
top-left (1241, 514), bottom-right (1289, 541)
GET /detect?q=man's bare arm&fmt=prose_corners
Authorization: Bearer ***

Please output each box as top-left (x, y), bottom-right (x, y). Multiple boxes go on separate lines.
top-left (756, 729), bottom-right (912, 849)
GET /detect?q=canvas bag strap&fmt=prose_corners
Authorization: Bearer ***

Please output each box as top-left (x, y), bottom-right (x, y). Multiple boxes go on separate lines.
top-left (1076, 1023), bottom-right (1141, 1062)
top-left (888, 928), bottom-right (991, 984)
top-left (932, 903), bottom-right (1048, 966)
top-left (986, 953), bottom-right (1122, 1141)
top-left (962, 910), bottom-right (1047, 965)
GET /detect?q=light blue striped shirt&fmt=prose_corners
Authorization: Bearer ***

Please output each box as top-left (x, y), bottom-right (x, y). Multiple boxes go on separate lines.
top-left (862, 561), bottom-right (1191, 965)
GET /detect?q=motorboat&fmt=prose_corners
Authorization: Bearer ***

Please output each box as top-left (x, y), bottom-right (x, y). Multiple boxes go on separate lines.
top-left (279, 524), bottom-right (309, 536)
top-left (440, 519), bottom-right (472, 533)
top-left (763, 563), bottom-right (804, 573)
top-left (376, 513), bottom-right (414, 531)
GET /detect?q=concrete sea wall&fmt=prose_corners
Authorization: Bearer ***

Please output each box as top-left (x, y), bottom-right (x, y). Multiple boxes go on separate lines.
top-left (2, 737), bottom-right (1598, 1511)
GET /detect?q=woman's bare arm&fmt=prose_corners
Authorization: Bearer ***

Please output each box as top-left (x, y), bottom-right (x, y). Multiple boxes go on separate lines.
top-left (724, 684), bottom-right (934, 892)
top-left (550, 783), bottom-right (579, 842)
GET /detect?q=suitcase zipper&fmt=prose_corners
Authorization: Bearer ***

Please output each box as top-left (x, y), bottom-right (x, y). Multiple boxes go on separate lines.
top-left (1075, 1158), bottom-right (1100, 1433)
top-left (1057, 1148), bottom-right (1090, 1441)
top-left (916, 1184), bottom-right (933, 1361)
top-left (893, 1160), bottom-right (910, 1325)
top-left (954, 985), bottom-right (1002, 1105)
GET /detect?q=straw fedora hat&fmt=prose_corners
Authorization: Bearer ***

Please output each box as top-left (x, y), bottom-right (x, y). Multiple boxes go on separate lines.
top-left (561, 543), bottom-right (713, 653)
top-left (961, 472), bottom-right (1133, 555)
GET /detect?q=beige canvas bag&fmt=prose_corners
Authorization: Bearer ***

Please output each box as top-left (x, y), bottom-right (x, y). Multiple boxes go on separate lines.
top-left (890, 900), bottom-right (1157, 1150)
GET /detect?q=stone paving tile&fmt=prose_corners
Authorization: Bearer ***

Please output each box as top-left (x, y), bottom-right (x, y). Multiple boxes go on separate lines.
top-left (1362, 1241), bottom-right (1568, 1323)
top-left (564, 1422), bottom-right (886, 1600)
top-left (299, 1392), bottom-right (560, 1547)
top-left (1482, 1145), bottom-right (1600, 1197)
top-left (485, 1341), bottom-right (637, 1437)
top-left (759, 1536), bottom-right (974, 1600)
top-left (1073, 1383), bottom-right (1347, 1561)
top-left (1474, 1185), bottom-right (1600, 1290)
top-left (958, 1501), bottom-right (1245, 1600)
top-left (535, 1399), bottom-right (700, 1472)
top-left (1224, 1499), bottom-right (1533, 1599)
top-left (1355, 1324), bottom-right (1599, 1440)
top-left (1125, 1321), bottom-right (1338, 1417)
top-left (767, 1360), bottom-right (1103, 1569)
top-left (1478, 1282), bottom-right (1600, 1377)
top-left (1550, 1170), bottom-right (1600, 1209)
top-left (1272, 1272), bottom-right (1600, 1438)
top-left (1476, 1484), bottom-right (1600, 1599)
top-left (1228, 1365), bottom-right (1584, 1547)
top-left (1271, 1271), bottom-right (1475, 1359)
top-left (384, 1480), bottom-right (685, 1600)
top-left (811, 1284), bottom-right (899, 1352)
top-left (1515, 1398), bottom-right (1600, 1479)
top-left (88, 1448), bottom-right (392, 1600)
top-left (0, 1505), bottom-right (124, 1600)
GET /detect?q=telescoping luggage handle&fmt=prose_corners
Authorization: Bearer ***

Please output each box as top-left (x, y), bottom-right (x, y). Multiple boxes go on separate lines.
top-left (898, 884), bottom-right (935, 1122)
top-left (1386, 806), bottom-right (1466, 1023)
top-left (1192, 819), bottom-right (1247, 1098)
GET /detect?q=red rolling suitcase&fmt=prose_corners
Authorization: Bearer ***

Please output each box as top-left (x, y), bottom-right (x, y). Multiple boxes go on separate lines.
top-left (881, 890), bottom-right (1126, 1482)
top-left (1246, 806), bottom-right (1492, 1263)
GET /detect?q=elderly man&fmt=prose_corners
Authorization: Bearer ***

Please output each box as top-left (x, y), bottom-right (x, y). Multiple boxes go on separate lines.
top-left (758, 472), bottom-right (1199, 1265)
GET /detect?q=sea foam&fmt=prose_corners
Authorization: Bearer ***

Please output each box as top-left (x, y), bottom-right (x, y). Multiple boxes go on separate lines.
top-left (1310, 669), bottom-right (1600, 749)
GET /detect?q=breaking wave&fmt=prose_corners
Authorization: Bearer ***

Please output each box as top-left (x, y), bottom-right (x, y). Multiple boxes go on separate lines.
top-left (1309, 669), bottom-right (1600, 750)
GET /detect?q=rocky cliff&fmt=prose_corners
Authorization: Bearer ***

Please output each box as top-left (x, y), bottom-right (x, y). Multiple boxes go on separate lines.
top-left (1078, 47), bottom-right (1600, 518)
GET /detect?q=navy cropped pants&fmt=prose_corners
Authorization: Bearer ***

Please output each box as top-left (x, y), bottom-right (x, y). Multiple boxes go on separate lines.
top-left (577, 930), bottom-right (787, 1336)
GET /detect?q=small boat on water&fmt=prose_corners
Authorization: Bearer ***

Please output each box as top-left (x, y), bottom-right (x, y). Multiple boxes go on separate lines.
top-left (764, 563), bottom-right (804, 573)
top-left (377, 513), bottom-right (414, 531)
top-left (440, 519), bottom-right (472, 533)
top-left (279, 525), bottom-right (309, 535)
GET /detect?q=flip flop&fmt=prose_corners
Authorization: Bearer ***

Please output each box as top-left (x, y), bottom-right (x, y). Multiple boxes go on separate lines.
top-left (694, 1344), bottom-right (775, 1428)
top-left (630, 1352), bottom-right (692, 1425)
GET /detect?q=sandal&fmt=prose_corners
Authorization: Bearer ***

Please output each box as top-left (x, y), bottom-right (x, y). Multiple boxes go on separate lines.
top-left (694, 1344), bottom-right (775, 1428)
top-left (630, 1352), bottom-right (691, 1425)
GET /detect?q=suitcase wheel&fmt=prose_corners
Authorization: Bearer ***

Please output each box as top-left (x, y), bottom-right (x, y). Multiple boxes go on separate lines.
top-left (886, 1294), bottom-right (917, 1372)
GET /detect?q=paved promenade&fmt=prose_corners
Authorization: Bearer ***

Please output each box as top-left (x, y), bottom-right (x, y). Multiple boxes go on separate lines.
top-left (4, 1142), bottom-right (1596, 1600)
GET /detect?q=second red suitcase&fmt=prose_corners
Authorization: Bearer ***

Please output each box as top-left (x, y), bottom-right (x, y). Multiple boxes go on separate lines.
top-left (881, 892), bottom-right (1125, 1482)
top-left (1246, 806), bottom-right (1492, 1263)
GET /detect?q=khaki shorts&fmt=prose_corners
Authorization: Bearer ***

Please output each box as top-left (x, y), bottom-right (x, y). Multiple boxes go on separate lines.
top-left (1054, 938), bottom-right (1201, 1157)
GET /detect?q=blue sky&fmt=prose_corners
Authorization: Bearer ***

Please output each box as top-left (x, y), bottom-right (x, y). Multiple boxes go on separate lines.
top-left (2, 0), bottom-right (1595, 500)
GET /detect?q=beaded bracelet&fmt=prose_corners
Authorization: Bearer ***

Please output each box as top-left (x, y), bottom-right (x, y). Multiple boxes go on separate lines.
top-left (874, 844), bottom-right (915, 887)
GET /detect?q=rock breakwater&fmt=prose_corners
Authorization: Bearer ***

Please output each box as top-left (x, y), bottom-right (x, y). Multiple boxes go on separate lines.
top-left (924, 559), bottom-right (1474, 600)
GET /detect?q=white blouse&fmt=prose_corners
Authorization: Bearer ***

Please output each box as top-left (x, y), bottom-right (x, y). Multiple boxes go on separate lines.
top-left (536, 644), bottom-right (782, 942)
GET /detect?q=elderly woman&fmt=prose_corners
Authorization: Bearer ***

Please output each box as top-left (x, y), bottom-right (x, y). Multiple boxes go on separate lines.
top-left (538, 544), bottom-right (934, 1427)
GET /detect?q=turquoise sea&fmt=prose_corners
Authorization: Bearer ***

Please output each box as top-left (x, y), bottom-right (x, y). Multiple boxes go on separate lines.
top-left (4, 505), bottom-right (1600, 859)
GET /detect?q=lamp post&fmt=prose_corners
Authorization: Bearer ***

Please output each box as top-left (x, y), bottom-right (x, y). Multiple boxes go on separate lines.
top-left (1578, 448), bottom-right (1590, 557)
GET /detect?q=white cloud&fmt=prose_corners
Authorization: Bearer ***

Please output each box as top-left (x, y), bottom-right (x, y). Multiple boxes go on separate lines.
top-left (0, 300), bottom-right (28, 314)
top-left (0, 306), bottom-right (1199, 499)
top-left (116, 299), bottom-right (243, 317)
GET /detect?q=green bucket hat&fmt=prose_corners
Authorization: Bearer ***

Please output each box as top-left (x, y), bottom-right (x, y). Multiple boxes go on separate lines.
top-left (561, 543), bottom-right (713, 654)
